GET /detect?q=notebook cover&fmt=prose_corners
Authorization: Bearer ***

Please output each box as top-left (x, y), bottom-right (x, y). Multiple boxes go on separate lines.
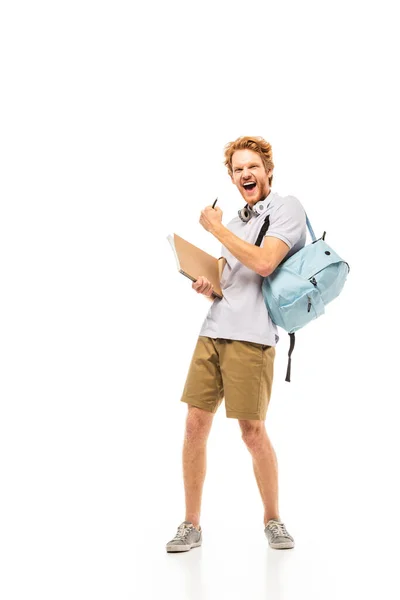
top-left (172, 233), bottom-right (224, 299)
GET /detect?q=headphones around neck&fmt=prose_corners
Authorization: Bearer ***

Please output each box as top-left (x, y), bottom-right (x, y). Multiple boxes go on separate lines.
top-left (238, 200), bottom-right (268, 222)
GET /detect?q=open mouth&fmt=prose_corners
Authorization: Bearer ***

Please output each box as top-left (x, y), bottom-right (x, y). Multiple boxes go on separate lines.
top-left (243, 182), bottom-right (257, 192)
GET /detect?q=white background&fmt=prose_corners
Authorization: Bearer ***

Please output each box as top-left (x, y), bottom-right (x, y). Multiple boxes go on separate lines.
top-left (1, 1), bottom-right (399, 599)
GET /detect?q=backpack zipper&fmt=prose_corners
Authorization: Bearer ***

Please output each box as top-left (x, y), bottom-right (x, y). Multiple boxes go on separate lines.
top-left (307, 278), bottom-right (317, 312)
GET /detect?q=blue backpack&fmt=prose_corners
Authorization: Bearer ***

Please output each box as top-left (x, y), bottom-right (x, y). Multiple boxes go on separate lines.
top-left (255, 214), bottom-right (350, 382)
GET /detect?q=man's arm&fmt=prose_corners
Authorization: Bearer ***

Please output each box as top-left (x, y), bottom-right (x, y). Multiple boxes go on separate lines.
top-left (211, 224), bottom-right (289, 277)
top-left (200, 201), bottom-right (305, 277)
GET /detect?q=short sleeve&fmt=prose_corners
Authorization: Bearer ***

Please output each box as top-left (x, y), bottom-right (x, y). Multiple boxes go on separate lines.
top-left (264, 196), bottom-right (306, 250)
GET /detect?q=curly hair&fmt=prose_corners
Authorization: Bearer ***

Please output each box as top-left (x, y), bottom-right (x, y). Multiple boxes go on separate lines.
top-left (224, 136), bottom-right (274, 186)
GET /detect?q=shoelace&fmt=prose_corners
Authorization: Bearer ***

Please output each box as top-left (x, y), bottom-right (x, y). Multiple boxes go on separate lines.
top-left (268, 521), bottom-right (290, 538)
top-left (172, 523), bottom-right (194, 541)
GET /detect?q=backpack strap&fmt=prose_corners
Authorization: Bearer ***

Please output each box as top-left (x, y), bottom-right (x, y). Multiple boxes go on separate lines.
top-left (254, 215), bottom-right (270, 247)
top-left (255, 213), bottom-right (297, 382)
top-left (305, 214), bottom-right (317, 242)
top-left (285, 333), bottom-right (296, 382)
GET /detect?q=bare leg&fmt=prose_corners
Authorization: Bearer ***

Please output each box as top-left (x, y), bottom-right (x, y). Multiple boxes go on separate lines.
top-left (183, 405), bottom-right (214, 529)
top-left (239, 420), bottom-right (280, 526)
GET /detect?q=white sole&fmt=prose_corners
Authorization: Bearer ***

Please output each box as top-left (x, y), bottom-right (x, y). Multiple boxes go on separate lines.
top-left (269, 542), bottom-right (295, 549)
top-left (166, 541), bottom-right (202, 552)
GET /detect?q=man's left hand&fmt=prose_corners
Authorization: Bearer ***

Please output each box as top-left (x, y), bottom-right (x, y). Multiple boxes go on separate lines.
top-left (199, 206), bottom-right (223, 233)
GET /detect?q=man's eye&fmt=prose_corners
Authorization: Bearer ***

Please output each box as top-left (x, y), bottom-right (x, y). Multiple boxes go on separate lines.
top-left (235, 169), bottom-right (242, 172)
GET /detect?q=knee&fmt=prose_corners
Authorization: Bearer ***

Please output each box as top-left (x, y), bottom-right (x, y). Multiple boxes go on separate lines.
top-left (239, 421), bottom-right (265, 451)
top-left (185, 406), bottom-right (213, 443)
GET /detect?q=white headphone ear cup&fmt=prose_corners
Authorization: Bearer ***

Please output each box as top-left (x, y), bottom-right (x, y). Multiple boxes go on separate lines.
top-left (252, 201), bottom-right (266, 216)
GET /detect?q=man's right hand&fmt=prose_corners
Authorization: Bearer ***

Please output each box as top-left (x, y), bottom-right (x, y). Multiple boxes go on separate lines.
top-left (192, 276), bottom-right (214, 298)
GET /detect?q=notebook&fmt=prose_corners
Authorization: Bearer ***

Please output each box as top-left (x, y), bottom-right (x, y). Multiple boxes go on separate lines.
top-left (167, 233), bottom-right (226, 299)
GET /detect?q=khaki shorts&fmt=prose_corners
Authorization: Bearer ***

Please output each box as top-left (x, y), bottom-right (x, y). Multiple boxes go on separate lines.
top-left (180, 336), bottom-right (276, 420)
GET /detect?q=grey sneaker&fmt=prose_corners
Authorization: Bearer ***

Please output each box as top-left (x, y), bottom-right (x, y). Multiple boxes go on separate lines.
top-left (166, 521), bottom-right (202, 552)
top-left (264, 519), bottom-right (295, 549)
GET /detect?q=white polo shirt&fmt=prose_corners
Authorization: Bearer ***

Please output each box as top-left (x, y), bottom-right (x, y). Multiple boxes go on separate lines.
top-left (199, 190), bottom-right (307, 346)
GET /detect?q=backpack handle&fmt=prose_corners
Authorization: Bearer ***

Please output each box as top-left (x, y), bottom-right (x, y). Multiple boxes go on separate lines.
top-left (305, 214), bottom-right (317, 242)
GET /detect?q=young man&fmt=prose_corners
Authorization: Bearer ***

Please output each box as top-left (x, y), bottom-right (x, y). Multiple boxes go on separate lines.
top-left (166, 136), bottom-right (307, 552)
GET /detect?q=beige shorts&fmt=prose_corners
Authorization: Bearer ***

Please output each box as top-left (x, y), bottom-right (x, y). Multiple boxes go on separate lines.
top-left (180, 336), bottom-right (276, 420)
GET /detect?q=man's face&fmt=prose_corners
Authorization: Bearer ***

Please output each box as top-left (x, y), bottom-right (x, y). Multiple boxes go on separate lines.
top-left (230, 149), bottom-right (273, 207)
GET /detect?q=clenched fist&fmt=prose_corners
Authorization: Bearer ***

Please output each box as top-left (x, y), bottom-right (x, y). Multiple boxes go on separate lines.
top-left (192, 276), bottom-right (214, 297)
top-left (199, 206), bottom-right (223, 233)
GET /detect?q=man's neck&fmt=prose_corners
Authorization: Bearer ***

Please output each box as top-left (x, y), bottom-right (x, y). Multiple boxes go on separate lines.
top-left (249, 189), bottom-right (272, 207)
